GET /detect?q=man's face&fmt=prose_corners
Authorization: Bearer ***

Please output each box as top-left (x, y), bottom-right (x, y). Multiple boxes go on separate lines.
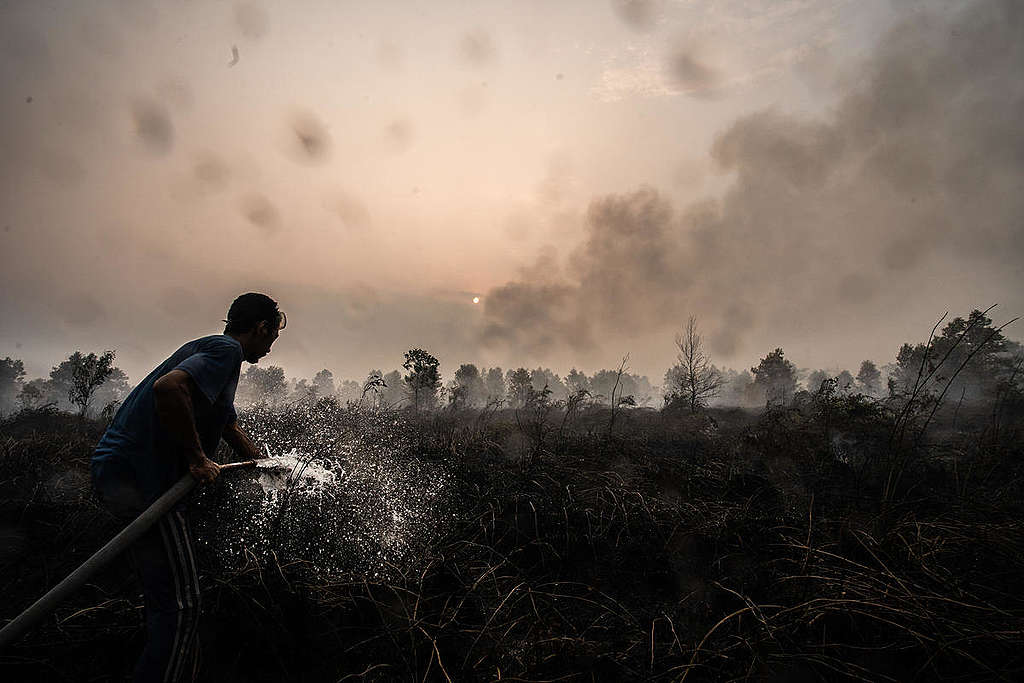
top-left (246, 321), bottom-right (280, 363)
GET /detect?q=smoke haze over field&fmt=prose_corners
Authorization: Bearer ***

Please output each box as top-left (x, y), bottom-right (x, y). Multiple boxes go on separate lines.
top-left (1, 0), bottom-right (1021, 385)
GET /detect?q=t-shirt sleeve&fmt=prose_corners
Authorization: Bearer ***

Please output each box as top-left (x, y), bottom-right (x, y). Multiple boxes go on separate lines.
top-left (174, 343), bottom-right (241, 405)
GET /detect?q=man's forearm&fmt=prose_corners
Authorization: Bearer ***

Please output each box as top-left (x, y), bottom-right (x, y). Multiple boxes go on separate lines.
top-left (223, 422), bottom-right (262, 461)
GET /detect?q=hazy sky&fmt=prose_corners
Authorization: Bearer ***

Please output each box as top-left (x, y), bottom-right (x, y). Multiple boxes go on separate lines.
top-left (1, 0), bottom-right (1021, 386)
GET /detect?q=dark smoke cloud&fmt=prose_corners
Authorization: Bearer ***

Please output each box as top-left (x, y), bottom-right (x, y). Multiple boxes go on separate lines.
top-left (569, 188), bottom-right (689, 332)
top-left (517, 246), bottom-right (562, 285)
top-left (480, 0), bottom-right (1024, 364)
top-left (483, 189), bottom-right (686, 355)
top-left (480, 281), bottom-right (590, 355)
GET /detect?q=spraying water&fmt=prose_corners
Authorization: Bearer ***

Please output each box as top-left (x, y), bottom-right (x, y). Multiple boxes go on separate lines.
top-left (192, 401), bottom-right (452, 581)
top-left (255, 450), bottom-right (341, 501)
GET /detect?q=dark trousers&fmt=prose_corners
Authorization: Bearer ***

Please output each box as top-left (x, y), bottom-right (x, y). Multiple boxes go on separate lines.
top-left (92, 461), bottom-right (202, 683)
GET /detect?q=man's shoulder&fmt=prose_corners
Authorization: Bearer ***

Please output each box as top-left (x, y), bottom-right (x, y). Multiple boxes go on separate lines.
top-left (189, 334), bottom-right (243, 355)
top-left (167, 335), bottom-right (242, 373)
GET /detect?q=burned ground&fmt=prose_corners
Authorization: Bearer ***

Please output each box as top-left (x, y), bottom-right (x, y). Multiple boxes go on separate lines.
top-left (1, 388), bottom-right (1023, 681)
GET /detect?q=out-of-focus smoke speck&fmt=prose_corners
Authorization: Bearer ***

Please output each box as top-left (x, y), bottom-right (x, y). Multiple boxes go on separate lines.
top-left (132, 100), bottom-right (174, 154)
top-left (289, 111), bottom-right (331, 162)
top-left (234, 2), bottom-right (269, 40)
top-left (193, 154), bottom-right (231, 191)
top-left (611, 0), bottom-right (660, 33)
top-left (458, 29), bottom-right (496, 66)
top-left (385, 118), bottom-right (414, 152)
top-left (668, 48), bottom-right (722, 96)
top-left (241, 193), bottom-right (281, 234)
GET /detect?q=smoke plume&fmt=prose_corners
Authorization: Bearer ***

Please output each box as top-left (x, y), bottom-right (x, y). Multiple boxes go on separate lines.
top-left (479, 1), bottom-right (1024, 363)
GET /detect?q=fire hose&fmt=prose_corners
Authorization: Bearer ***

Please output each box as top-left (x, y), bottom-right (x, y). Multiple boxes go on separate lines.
top-left (0, 459), bottom-right (259, 649)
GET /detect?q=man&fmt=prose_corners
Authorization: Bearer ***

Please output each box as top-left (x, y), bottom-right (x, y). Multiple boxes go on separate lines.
top-left (91, 292), bottom-right (285, 682)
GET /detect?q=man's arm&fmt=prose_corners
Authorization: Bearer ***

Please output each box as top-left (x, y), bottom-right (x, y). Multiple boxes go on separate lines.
top-left (222, 420), bottom-right (263, 461)
top-left (153, 369), bottom-right (221, 483)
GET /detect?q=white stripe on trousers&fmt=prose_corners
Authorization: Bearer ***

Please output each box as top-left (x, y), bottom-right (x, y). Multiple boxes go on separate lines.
top-left (158, 518), bottom-right (186, 682)
top-left (177, 514), bottom-right (201, 683)
top-left (161, 511), bottom-right (201, 682)
top-left (170, 511), bottom-right (201, 682)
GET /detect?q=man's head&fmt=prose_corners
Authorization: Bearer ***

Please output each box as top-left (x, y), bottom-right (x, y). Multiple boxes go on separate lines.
top-left (223, 293), bottom-right (286, 363)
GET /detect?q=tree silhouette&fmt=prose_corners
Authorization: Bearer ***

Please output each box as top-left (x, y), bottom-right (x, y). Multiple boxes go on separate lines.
top-left (18, 379), bottom-right (47, 410)
top-left (379, 370), bottom-right (404, 406)
top-left (452, 364), bottom-right (486, 408)
top-left (291, 378), bottom-right (317, 402)
top-left (856, 360), bottom-right (882, 396)
top-left (403, 349), bottom-right (441, 410)
top-left (506, 368), bottom-right (532, 409)
top-left (589, 368), bottom-right (651, 407)
top-left (52, 350), bottom-right (117, 416)
top-left (666, 316), bottom-right (723, 413)
top-left (92, 367), bottom-right (131, 415)
top-left (751, 348), bottom-right (798, 407)
top-left (237, 365), bottom-right (288, 405)
top-left (836, 370), bottom-right (855, 394)
top-left (805, 369), bottom-right (830, 394)
top-left (484, 367), bottom-right (506, 405)
top-left (361, 371), bottom-right (386, 407)
top-left (312, 369), bottom-right (336, 397)
top-left (566, 368), bottom-right (590, 395)
top-left (0, 357), bottom-right (25, 415)
top-left (889, 308), bottom-right (1021, 401)
top-left (530, 368), bottom-right (568, 403)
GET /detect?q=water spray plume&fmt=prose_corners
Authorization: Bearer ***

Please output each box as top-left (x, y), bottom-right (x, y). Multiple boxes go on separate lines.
top-left (194, 400), bottom-right (452, 581)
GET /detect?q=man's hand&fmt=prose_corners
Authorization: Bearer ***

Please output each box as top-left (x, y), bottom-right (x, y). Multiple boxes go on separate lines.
top-left (189, 455), bottom-right (222, 484)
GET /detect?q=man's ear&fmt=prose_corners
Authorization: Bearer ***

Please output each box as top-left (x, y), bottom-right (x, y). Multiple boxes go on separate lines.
top-left (256, 320), bottom-right (270, 336)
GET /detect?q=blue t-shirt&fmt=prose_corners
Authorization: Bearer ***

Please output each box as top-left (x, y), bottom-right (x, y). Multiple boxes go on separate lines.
top-left (92, 335), bottom-right (243, 503)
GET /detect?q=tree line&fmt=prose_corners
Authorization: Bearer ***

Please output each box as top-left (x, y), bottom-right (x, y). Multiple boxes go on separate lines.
top-left (232, 349), bottom-right (658, 412)
top-left (2, 308), bottom-right (1019, 419)
top-left (663, 309), bottom-right (1021, 413)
